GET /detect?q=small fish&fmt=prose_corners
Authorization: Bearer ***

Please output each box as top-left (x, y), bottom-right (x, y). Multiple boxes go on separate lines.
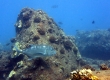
top-left (92, 20), bottom-right (95, 24)
top-left (58, 22), bottom-right (63, 25)
top-left (14, 44), bottom-right (56, 59)
top-left (51, 5), bottom-right (58, 8)
top-left (6, 43), bottom-right (10, 46)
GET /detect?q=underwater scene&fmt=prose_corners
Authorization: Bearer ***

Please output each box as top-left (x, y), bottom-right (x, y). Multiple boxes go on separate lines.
top-left (0, 0), bottom-right (110, 80)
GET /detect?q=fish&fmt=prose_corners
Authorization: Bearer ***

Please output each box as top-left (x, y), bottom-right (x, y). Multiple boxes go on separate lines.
top-left (51, 5), bottom-right (58, 8)
top-left (14, 44), bottom-right (56, 59)
top-left (92, 20), bottom-right (95, 24)
top-left (58, 22), bottom-right (63, 25)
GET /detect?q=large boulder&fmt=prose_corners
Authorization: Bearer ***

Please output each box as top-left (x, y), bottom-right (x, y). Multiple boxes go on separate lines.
top-left (7, 8), bottom-right (82, 80)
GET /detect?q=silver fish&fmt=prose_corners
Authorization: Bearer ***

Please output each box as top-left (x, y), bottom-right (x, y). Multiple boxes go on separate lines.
top-left (14, 44), bottom-right (56, 59)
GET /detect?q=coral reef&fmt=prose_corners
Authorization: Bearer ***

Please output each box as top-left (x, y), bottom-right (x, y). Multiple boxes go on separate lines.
top-left (75, 30), bottom-right (110, 60)
top-left (1, 7), bottom-right (110, 80)
top-left (5, 7), bottom-right (82, 80)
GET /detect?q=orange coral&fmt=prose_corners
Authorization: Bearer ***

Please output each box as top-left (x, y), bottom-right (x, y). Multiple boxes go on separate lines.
top-left (69, 69), bottom-right (99, 80)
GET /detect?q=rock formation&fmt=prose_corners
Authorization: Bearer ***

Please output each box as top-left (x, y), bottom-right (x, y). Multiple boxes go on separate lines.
top-left (7, 8), bottom-right (82, 80)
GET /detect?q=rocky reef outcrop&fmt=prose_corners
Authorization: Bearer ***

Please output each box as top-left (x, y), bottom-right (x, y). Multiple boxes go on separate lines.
top-left (5, 8), bottom-right (82, 80)
top-left (76, 29), bottom-right (110, 60)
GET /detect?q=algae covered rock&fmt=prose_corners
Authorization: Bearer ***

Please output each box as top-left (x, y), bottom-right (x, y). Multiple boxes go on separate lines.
top-left (8, 7), bottom-right (82, 80)
top-left (76, 30), bottom-right (110, 60)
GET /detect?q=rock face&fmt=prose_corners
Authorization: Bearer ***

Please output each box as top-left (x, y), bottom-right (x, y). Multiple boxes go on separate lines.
top-left (7, 8), bottom-right (81, 80)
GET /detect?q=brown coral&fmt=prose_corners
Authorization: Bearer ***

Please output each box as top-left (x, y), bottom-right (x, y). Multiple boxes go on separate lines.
top-left (37, 28), bottom-right (45, 35)
top-left (34, 17), bottom-right (41, 23)
top-left (32, 35), bottom-right (40, 42)
top-left (49, 36), bottom-right (56, 43)
top-left (48, 28), bottom-right (54, 33)
top-left (100, 64), bottom-right (109, 70)
top-left (63, 40), bottom-right (73, 50)
top-left (60, 48), bottom-right (65, 54)
top-left (21, 8), bottom-right (33, 21)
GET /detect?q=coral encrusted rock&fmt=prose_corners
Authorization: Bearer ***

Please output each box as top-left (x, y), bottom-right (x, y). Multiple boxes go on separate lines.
top-left (75, 30), bottom-right (110, 60)
top-left (8, 8), bottom-right (82, 80)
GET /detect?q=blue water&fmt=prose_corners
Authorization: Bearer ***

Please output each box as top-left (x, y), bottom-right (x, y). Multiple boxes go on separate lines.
top-left (0, 0), bottom-right (110, 44)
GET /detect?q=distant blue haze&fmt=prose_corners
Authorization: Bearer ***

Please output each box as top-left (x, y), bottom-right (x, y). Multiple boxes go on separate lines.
top-left (0, 0), bottom-right (110, 44)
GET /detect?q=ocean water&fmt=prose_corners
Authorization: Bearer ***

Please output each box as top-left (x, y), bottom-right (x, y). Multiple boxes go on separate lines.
top-left (0, 0), bottom-right (110, 44)
top-left (0, 1), bottom-right (110, 79)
